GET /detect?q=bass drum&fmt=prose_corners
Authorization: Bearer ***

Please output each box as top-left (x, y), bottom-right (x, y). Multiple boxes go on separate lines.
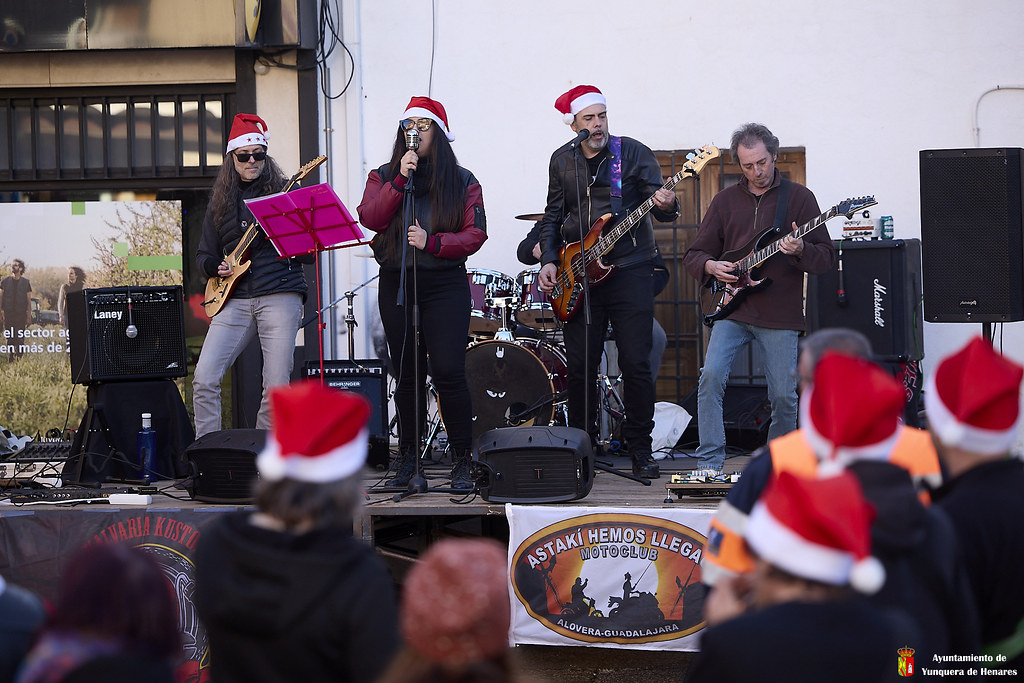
top-left (466, 268), bottom-right (517, 337)
top-left (462, 339), bottom-right (567, 439)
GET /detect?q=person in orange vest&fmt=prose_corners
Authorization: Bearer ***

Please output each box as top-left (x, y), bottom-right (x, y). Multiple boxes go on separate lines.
top-left (927, 337), bottom-right (1024, 674)
top-left (702, 350), bottom-right (979, 666)
top-left (687, 471), bottom-right (920, 682)
top-left (701, 327), bottom-right (940, 588)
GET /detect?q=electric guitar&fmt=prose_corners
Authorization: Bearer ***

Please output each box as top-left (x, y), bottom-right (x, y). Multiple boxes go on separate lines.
top-left (549, 144), bottom-right (720, 322)
top-left (702, 195), bottom-right (877, 327)
top-left (202, 155), bottom-right (327, 317)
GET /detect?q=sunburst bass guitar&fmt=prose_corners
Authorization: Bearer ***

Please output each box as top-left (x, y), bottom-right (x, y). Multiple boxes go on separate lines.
top-left (549, 145), bottom-right (720, 322)
top-left (202, 155), bottom-right (326, 317)
top-left (702, 195), bottom-right (877, 327)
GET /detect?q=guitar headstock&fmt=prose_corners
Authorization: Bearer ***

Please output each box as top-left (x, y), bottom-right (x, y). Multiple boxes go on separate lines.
top-left (683, 145), bottom-right (721, 176)
top-left (293, 155), bottom-right (327, 182)
top-left (838, 195), bottom-right (877, 219)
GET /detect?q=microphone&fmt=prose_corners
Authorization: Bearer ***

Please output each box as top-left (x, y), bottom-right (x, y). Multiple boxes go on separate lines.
top-left (569, 128), bottom-right (590, 148)
top-left (125, 291), bottom-right (138, 338)
top-left (836, 255), bottom-right (847, 307)
top-left (405, 126), bottom-right (420, 151)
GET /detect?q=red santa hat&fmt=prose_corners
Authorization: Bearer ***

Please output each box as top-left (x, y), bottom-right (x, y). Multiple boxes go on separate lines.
top-left (403, 96), bottom-right (455, 141)
top-left (226, 113), bottom-right (270, 154)
top-left (554, 85), bottom-right (607, 125)
top-left (401, 538), bottom-right (511, 665)
top-left (925, 336), bottom-right (1023, 455)
top-left (801, 352), bottom-right (905, 471)
top-left (747, 470), bottom-right (885, 593)
top-left (255, 380), bottom-right (371, 482)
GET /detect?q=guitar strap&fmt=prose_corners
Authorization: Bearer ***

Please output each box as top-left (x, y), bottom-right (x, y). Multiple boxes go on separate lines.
top-left (771, 177), bottom-right (791, 232)
top-left (608, 135), bottom-right (623, 216)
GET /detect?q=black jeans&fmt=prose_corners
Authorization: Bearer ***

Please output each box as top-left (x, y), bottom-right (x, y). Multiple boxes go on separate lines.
top-left (378, 266), bottom-right (474, 450)
top-left (562, 264), bottom-right (655, 455)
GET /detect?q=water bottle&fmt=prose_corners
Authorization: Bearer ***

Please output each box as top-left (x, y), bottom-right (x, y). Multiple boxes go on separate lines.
top-left (136, 412), bottom-right (157, 481)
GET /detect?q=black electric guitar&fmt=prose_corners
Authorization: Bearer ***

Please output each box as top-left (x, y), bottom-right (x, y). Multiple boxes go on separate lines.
top-left (703, 195), bottom-right (877, 327)
top-left (202, 155), bottom-right (326, 317)
top-left (549, 145), bottom-right (720, 322)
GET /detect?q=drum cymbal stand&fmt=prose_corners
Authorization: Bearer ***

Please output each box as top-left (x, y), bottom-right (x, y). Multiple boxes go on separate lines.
top-left (489, 294), bottom-right (517, 342)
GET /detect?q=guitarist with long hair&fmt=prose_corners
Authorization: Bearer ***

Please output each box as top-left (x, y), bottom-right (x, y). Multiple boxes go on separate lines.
top-left (682, 123), bottom-right (835, 479)
top-left (193, 113), bottom-right (312, 438)
top-left (536, 85), bottom-right (679, 479)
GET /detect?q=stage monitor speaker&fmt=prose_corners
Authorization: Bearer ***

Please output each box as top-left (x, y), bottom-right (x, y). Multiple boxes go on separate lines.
top-left (475, 426), bottom-right (594, 503)
top-left (303, 360), bottom-right (388, 439)
top-left (68, 286), bottom-right (187, 384)
top-left (184, 429), bottom-right (266, 503)
top-left (807, 239), bottom-right (924, 362)
top-left (679, 383), bottom-right (771, 452)
top-left (919, 147), bottom-right (1024, 323)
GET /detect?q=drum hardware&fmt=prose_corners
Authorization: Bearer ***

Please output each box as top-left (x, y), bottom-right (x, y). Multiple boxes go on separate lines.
top-left (467, 268), bottom-right (517, 337)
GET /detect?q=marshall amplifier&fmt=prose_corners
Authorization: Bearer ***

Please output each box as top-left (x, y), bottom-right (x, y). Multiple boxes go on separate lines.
top-left (475, 426), bottom-right (594, 503)
top-left (807, 239), bottom-right (924, 362)
top-left (68, 286), bottom-right (186, 384)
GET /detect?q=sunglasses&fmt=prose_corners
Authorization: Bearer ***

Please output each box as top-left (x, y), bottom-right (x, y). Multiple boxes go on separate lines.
top-left (233, 151), bottom-right (267, 163)
top-left (401, 118), bottom-right (434, 132)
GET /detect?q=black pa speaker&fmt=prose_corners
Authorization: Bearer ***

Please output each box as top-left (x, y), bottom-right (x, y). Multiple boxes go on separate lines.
top-left (680, 383), bottom-right (772, 452)
top-left (68, 286), bottom-right (187, 383)
top-left (920, 148), bottom-right (1024, 322)
top-left (475, 426), bottom-right (594, 503)
top-left (184, 429), bottom-right (266, 503)
top-left (807, 239), bottom-right (924, 362)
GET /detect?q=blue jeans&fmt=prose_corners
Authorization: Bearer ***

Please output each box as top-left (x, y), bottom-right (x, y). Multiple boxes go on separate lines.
top-left (192, 292), bottom-right (303, 437)
top-left (695, 320), bottom-right (799, 471)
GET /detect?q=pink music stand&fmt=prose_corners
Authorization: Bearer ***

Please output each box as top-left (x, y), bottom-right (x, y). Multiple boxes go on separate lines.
top-left (244, 183), bottom-right (366, 258)
top-left (245, 183), bottom-right (370, 378)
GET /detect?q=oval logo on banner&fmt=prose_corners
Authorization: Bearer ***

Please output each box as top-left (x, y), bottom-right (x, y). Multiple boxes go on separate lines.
top-left (510, 513), bottom-right (707, 644)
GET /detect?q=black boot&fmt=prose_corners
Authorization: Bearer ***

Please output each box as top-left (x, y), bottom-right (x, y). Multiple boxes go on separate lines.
top-left (631, 451), bottom-right (660, 479)
top-left (386, 447), bottom-right (416, 487)
top-left (449, 448), bottom-right (475, 490)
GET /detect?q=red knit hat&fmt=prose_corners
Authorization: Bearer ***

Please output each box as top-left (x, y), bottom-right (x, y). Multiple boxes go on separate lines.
top-left (403, 96), bottom-right (454, 141)
top-left (401, 538), bottom-right (510, 665)
top-left (801, 352), bottom-right (905, 469)
top-left (747, 470), bottom-right (885, 593)
top-left (554, 85), bottom-right (606, 125)
top-left (925, 336), bottom-right (1023, 455)
top-left (255, 380), bottom-right (371, 482)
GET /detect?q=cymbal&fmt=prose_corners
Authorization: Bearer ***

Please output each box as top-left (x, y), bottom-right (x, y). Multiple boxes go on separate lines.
top-left (515, 213), bottom-right (545, 222)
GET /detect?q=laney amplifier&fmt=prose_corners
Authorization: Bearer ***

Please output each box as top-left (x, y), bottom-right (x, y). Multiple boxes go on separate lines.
top-left (68, 286), bottom-right (186, 384)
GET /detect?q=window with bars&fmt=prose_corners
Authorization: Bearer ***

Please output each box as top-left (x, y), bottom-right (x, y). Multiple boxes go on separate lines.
top-left (0, 87), bottom-right (234, 188)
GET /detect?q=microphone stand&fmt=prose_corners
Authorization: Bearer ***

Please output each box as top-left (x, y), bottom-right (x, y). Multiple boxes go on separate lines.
top-left (394, 152), bottom-right (429, 500)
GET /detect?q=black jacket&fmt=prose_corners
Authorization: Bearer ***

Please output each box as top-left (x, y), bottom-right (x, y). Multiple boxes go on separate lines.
top-left (194, 512), bottom-right (400, 683)
top-left (538, 135), bottom-right (677, 271)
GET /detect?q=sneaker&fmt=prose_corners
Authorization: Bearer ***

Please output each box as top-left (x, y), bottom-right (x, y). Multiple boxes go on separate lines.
top-left (631, 452), bottom-right (660, 479)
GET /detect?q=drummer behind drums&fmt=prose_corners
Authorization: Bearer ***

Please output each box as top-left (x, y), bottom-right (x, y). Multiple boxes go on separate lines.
top-left (515, 221), bottom-right (669, 384)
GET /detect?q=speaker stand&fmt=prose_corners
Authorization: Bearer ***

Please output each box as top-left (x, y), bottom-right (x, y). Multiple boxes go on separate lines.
top-left (67, 401), bottom-right (128, 485)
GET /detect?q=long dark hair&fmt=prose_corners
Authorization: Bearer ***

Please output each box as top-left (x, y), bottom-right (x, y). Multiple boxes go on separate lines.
top-left (375, 127), bottom-right (466, 262)
top-left (208, 149), bottom-right (286, 227)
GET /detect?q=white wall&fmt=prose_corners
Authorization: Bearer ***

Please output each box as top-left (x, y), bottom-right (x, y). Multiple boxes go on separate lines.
top-left (323, 0), bottom-right (1024, 432)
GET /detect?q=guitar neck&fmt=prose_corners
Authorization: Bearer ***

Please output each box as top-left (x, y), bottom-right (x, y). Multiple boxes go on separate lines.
top-left (592, 166), bottom-right (691, 257)
top-left (737, 205), bottom-right (839, 273)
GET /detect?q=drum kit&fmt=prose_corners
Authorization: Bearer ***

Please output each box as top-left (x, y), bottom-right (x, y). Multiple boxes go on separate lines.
top-left (462, 264), bottom-right (569, 440)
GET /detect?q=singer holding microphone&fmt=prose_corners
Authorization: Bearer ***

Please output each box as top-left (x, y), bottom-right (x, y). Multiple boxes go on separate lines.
top-left (193, 113), bottom-right (312, 438)
top-left (357, 97), bottom-right (486, 490)
top-left (535, 85), bottom-right (678, 479)
top-left (682, 122), bottom-right (835, 479)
